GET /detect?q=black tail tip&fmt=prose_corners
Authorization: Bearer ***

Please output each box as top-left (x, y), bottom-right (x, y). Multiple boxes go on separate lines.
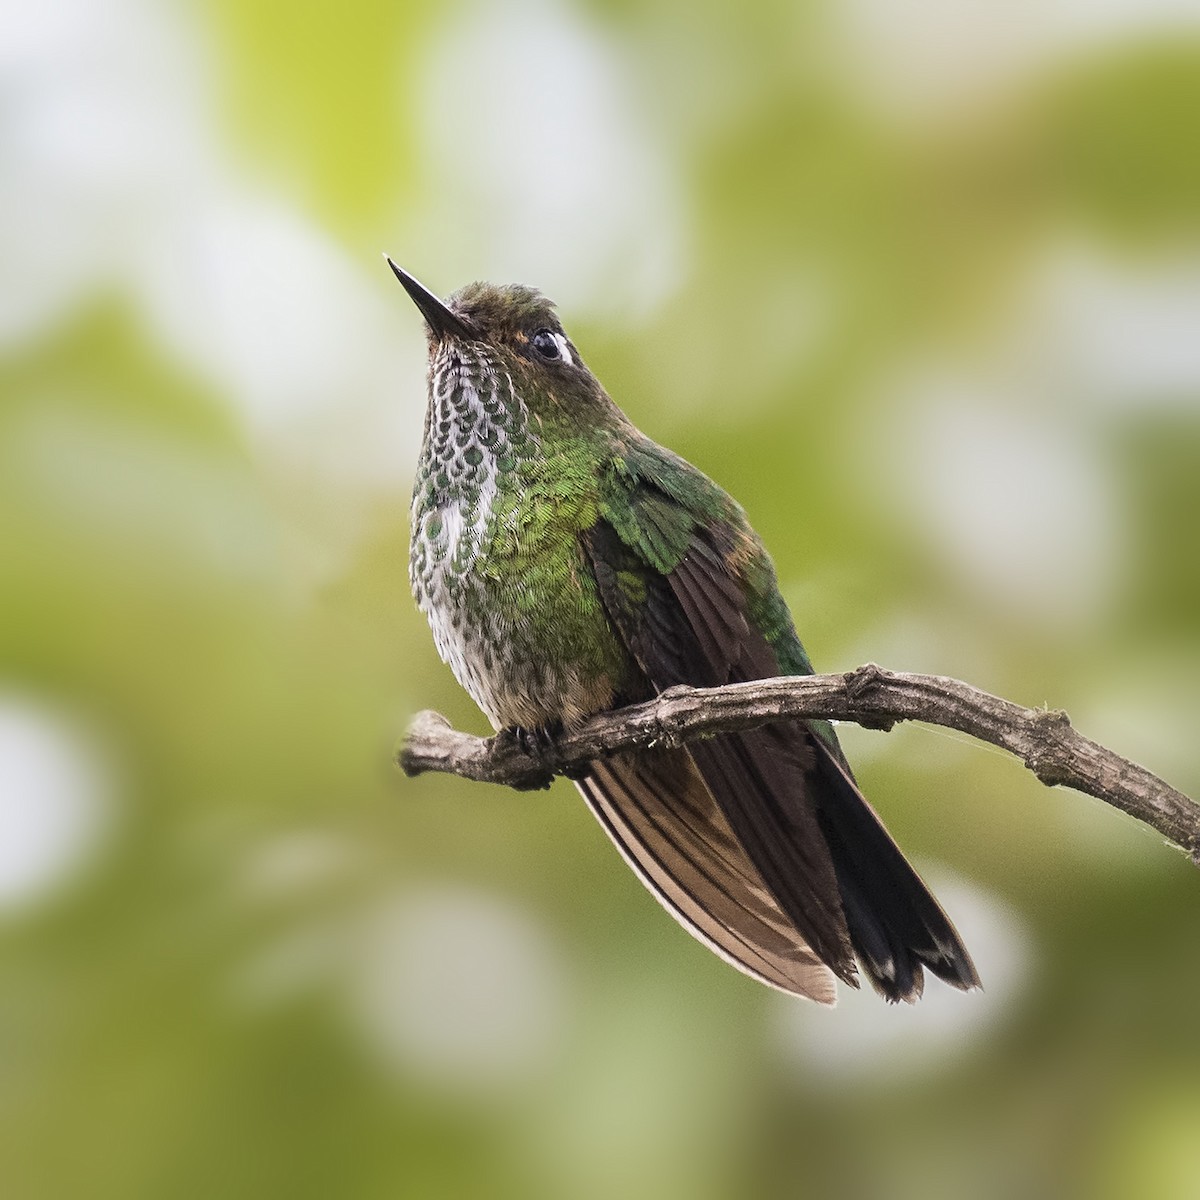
top-left (861, 947), bottom-right (982, 1004)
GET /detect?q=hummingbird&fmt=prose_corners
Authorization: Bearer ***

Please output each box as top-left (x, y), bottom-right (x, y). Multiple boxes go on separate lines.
top-left (391, 259), bottom-right (979, 1004)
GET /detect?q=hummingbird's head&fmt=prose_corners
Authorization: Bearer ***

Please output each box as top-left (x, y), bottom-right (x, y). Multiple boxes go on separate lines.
top-left (387, 259), bottom-right (619, 431)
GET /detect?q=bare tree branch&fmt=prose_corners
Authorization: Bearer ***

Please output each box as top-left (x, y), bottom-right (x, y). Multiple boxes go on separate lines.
top-left (398, 664), bottom-right (1200, 864)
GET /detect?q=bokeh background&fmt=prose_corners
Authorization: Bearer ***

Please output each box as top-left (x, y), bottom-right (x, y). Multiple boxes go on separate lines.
top-left (4, 1), bottom-right (1200, 1196)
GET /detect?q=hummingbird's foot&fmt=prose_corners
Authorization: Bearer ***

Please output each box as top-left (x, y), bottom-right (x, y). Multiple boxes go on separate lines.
top-left (511, 722), bottom-right (561, 758)
top-left (492, 724), bottom-right (557, 790)
top-left (493, 721), bottom-right (590, 788)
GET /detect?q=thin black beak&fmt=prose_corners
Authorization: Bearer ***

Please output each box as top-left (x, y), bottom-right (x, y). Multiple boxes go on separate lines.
top-left (385, 257), bottom-right (472, 340)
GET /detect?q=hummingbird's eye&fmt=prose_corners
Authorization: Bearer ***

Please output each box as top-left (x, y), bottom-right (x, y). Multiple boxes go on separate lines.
top-left (531, 328), bottom-right (565, 362)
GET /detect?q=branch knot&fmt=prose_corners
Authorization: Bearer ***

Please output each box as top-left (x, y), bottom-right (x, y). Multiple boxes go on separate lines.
top-left (846, 662), bottom-right (888, 698)
top-left (1026, 709), bottom-right (1075, 787)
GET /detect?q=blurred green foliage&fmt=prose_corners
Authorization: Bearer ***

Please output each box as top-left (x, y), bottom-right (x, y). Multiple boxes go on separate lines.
top-left (3, 2), bottom-right (1200, 1198)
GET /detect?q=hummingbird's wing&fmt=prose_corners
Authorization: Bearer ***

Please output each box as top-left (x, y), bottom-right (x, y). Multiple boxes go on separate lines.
top-left (582, 515), bottom-right (858, 987)
top-left (581, 446), bottom-right (979, 1002)
top-left (574, 748), bottom-right (838, 1001)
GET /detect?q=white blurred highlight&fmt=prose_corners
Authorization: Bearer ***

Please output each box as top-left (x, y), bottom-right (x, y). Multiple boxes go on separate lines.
top-left (0, 696), bottom-right (113, 910)
top-left (870, 241), bottom-right (1200, 630)
top-left (1029, 246), bottom-right (1200, 412)
top-left (773, 870), bottom-right (1032, 1085)
top-left (413, 0), bottom-right (686, 321)
top-left (836, 0), bottom-right (1200, 117)
top-left (902, 393), bottom-right (1122, 626)
top-left (2, 0), bottom-right (420, 486)
top-left (346, 884), bottom-right (568, 1093)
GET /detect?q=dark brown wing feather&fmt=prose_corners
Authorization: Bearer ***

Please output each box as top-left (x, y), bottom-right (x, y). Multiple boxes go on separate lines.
top-left (574, 749), bottom-right (838, 1002)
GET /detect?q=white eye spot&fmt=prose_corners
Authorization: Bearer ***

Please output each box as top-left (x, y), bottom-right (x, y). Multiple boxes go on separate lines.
top-left (550, 332), bottom-right (573, 366)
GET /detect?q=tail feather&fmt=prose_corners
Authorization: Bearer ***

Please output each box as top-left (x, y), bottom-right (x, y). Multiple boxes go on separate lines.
top-left (809, 735), bottom-right (981, 1001)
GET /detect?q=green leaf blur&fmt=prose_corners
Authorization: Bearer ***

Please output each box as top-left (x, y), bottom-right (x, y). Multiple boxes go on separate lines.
top-left (3, 3), bottom-right (1199, 1198)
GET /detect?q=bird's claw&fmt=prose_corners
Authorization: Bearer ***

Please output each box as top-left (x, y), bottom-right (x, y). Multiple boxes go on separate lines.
top-left (511, 723), bottom-right (561, 758)
top-left (493, 722), bottom-right (577, 790)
